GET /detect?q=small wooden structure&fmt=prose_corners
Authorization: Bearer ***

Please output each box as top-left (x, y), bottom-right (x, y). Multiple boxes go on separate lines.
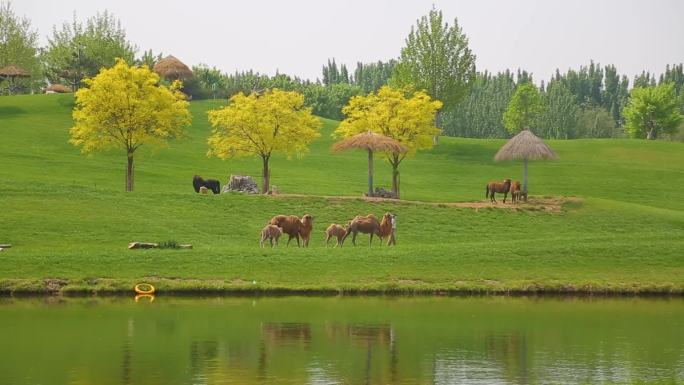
top-left (332, 131), bottom-right (407, 197)
top-left (494, 129), bottom-right (558, 194)
top-left (0, 65), bottom-right (30, 95)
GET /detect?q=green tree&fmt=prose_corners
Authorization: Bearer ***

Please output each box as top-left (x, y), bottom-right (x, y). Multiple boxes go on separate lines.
top-left (391, 7), bottom-right (476, 130)
top-left (43, 11), bottom-right (136, 90)
top-left (538, 81), bottom-right (579, 139)
top-left (444, 70), bottom-right (516, 138)
top-left (136, 49), bottom-right (163, 68)
top-left (503, 82), bottom-right (544, 135)
top-left (70, 59), bottom-right (191, 191)
top-left (623, 83), bottom-right (682, 140)
top-left (576, 106), bottom-right (618, 138)
top-left (0, 1), bottom-right (41, 94)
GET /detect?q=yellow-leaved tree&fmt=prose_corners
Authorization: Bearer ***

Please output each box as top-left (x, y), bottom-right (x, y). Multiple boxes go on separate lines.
top-left (207, 88), bottom-right (321, 193)
top-left (335, 86), bottom-right (442, 198)
top-left (70, 59), bottom-right (191, 191)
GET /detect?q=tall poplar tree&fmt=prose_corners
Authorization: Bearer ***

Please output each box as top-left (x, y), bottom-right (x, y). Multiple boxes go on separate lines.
top-left (391, 7), bottom-right (476, 133)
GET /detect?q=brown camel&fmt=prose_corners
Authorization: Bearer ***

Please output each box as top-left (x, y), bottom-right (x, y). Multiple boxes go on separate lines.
top-left (325, 224), bottom-right (348, 247)
top-left (259, 224), bottom-right (282, 248)
top-left (342, 214), bottom-right (381, 246)
top-left (269, 215), bottom-right (302, 247)
top-left (299, 214), bottom-right (314, 247)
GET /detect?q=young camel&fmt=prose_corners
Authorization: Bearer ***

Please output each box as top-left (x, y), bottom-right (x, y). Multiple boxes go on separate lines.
top-left (325, 224), bottom-right (348, 247)
top-left (342, 214), bottom-right (381, 246)
top-left (378, 212), bottom-right (397, 246)
top-left (298, 214), bottom-right (314, 247)
top-left (260, 224), bottom-right (282, 248)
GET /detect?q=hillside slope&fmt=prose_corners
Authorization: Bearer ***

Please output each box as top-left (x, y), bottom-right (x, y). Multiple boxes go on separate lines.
top-left (0, 94), bottom-right (682, 294)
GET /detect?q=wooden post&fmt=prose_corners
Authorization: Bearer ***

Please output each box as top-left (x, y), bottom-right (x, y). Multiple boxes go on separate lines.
top-left (368, 149), bottom-right (374, 196)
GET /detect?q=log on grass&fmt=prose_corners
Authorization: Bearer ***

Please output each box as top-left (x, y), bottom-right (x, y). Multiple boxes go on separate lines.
top-left (128, 242), bottom-right (159, 249)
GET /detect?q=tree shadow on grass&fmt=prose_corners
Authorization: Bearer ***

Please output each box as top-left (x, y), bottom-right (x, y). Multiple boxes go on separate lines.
top-left (0, 106), bottom-right (27, 119)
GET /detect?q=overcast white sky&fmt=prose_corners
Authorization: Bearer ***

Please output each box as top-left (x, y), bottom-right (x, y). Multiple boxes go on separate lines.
top-left (11, 0), bottom-right (684, 83)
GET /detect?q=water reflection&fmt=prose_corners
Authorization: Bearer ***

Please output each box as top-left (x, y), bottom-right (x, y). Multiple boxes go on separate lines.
top-left (0, 296), bottom-right (682, 385)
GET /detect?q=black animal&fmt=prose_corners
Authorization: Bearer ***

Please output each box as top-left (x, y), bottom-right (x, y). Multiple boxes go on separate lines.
top-left (192, 175), bottom-right (221, 194)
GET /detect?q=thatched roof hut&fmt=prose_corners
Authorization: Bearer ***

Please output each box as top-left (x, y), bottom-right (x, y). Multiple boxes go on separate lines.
top-left (494, 129), bottom-right (558, 193)
top-left (153, 55), bottom-right (193, 80)
top-left (0, 65), bottom-right (30, 95)
top-left (0, 65), bottom-right (29, 77)
top-left (333, 131), bottom-right (407, 196)
top-left (45, 84), bottom-right (72, 94)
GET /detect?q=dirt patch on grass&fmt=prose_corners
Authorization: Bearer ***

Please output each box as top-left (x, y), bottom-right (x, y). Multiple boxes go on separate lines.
top-left (272, 194), bottom-right (581, 214)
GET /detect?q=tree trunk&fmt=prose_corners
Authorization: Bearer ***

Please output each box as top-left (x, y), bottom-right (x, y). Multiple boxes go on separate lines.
top-left (391, 167), bottom-right (400, 199)
top-left (261, 156), bottom-right (270, 194)
top-left (367, 149), bottom-right (374, 196)
top-left (433, 110), bottom-right (442, 144)
top-left (390, 156), bottom-right (400, 199)
top-left (126, 152), bottom-right (134, 192)
top-left (647, 126), bottom-right (657, 140)
top-left (522, 157), bottom-right (528, 193)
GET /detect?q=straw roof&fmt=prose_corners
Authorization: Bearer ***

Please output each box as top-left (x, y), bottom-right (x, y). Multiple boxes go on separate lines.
top-left (0, 65), bottom-right (29, 77)
top-left (153, 55), bottom-right (193, 80)
top-left (332, 131), bottom-right (408, 153)
top-left (494, 130), bottom-right (558, 161)
top-left (45, 84), bottom-right (72, 93)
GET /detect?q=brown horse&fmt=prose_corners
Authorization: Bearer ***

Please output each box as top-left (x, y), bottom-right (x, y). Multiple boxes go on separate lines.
top-left (486, 178), bottom-right (511, 203)
top-left (510, 180), bottom-right (521, 203)
top-left (342, 214), bottom-right (381, 246)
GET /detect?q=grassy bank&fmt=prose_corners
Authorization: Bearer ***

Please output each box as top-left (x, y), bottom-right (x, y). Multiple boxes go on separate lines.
top-left (0, 94), bottom-right (683, 295)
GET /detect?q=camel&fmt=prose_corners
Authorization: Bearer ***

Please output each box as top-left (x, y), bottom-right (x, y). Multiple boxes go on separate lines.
top-left (325, 224), bottom-right (348, 247)
top-left (486, 178), bottom-right (512, 203)
top-left (299, 214), bottom-right (314, 247)
top-left (269, 215), bottom-right (302, 247)
top-left (260, 224), bottom-right (282, 248)
top-left (378, 212), bottom-right (396, 246)
top-left (342, 214), bottom-right (381, 246)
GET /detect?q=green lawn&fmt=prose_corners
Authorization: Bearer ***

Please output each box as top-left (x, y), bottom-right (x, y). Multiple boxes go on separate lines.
top-left (0, 94), bottom-right (683, 294)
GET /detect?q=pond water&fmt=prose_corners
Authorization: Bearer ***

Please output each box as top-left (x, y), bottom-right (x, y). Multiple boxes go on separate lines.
top-left (0, 296), bottom-right (682, 385)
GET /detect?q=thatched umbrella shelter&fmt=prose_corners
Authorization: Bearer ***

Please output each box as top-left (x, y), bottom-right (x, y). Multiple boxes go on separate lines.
top-left (332, 131), bottom-right (407, 196)
top-left (0, 65), bottom-right (30, 95)
top-left (494, 129), bottom-right (558, 193)
top-left (153, 55), bottom-right (193, 81)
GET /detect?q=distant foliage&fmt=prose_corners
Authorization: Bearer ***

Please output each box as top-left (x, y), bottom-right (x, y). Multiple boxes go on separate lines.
top-left (0, 1), bottom-right (42, 93)
top-left (43, 11), bottom-right (137, 90)
top-left (623, 83), bottom-right (682, 140)
top-left (503, 82), bottom-right (543, 135)
top-left (537, 82), bottom-right (579, 139)
top-left (352, 60), bottom-right (396, 93)
top-left (442, 71), bottom-right (516, 138)
top-left (576, 106), bottom-right (620, 138)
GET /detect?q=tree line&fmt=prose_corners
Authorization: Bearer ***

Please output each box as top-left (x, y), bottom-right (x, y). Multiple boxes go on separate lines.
top-left (1, 1), bottom-right (682, 140)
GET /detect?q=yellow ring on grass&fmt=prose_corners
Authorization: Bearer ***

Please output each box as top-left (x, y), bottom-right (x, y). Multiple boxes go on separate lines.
top-left (134, 283), bottom-right (155, 295)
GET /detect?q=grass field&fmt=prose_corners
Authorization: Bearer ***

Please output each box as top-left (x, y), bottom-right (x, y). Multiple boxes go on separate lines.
top-left (0, 94), bottom-right (683, 294)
